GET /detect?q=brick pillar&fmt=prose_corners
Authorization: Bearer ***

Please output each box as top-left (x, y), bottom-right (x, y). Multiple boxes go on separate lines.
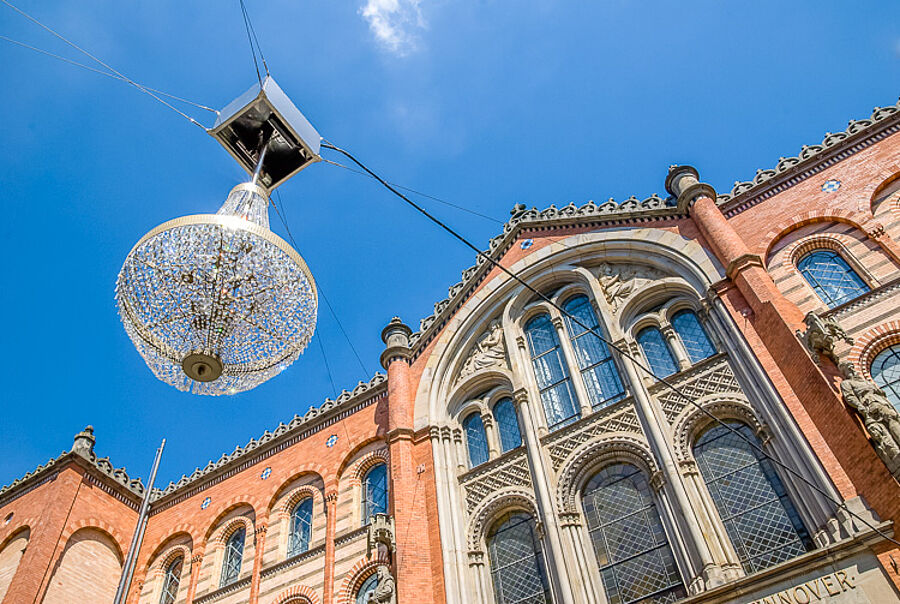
top-left (185, 553), bottom-right (203, 604)
top-left (2, 464), bottom-right (83, 604)
top-left (666, 166), bottom-right (888, 502)
top-left (248, 520), bottom-right (267, 602)
top-left (322, 490), bottom-right (337, 604)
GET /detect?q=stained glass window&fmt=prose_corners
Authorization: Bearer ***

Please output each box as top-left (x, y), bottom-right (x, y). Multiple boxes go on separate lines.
top-left (583, 464), bottom-right (686, 604)
top-left (362, 463), bottom-right (388, 524)
top-left (797, 250), bottom-right (869, 308)
top-left (871, 344), bottom-right (900, 411)
top-left (693, 422), bottom-right (812, 574)
top-left (563, 295), bottom-right (626, 410)
top-left (220, 527), bottom-right (245, 586)
top-left (493, 398), bottom-right (522, 453)
top-left (464, 413), bottom-right (490, 467)
top-left (525, 313), bottom-right (580, 429)
top-left (671, 310), bottom-right (716, 363)
top-left (159, 556), bottom-right (182, 604)
top-left (487, 512), bottom-right (551, 604)
top-left (637, 327), bottom-right (678, 377)
top-left (288, 498), bottom-right (313, 557)
top-left (356, 573), bottom-right (379, 604)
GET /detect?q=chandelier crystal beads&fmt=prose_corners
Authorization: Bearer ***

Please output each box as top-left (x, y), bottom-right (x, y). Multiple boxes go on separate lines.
top-left (116, 182), bottom-right (317, 395)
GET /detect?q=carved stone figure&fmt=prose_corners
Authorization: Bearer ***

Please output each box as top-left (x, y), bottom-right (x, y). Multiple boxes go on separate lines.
top-left (458, 321), bottom-right (508, 381)
top-left (798, 312), bottom-right (853, 364)
top-left (596, 263), bottom-right (665, 311)
top-left (840, 362), bottom-right (900, 470)
top-left (367, 565), bottom-right (396, 604)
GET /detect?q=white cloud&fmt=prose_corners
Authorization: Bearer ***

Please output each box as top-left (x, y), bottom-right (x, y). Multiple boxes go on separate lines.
top-left (359, 0), bottom-right (426, 56)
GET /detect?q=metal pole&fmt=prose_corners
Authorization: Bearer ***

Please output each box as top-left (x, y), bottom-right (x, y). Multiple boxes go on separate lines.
top-left (113, 438), bottom-right (165, 604)
top-left (250, 129), bottom-right (272, 186)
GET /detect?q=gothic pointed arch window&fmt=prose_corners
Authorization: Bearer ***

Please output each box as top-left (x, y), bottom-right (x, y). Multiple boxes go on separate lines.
top-left (492, 398), bottom-right (522, 453)
top-left (797, 249), bottom-right (869, 308)
top-left (582, 464), bottom-right (686, 604)
top-left (356, 573), bottom-right (379, 604)
top-left (486, 512), bottom-right (551, 604)
top-left (563, 295), bottom-right (626, 409)
top-left (637, 326), bottom-right (678, 377)
top-left (671, 309), bottom-right (716, 363)
top-left (525, 313), bottom-right (580, 429)
top-left (159, 555), bottom-right (183, 604)
top-left (361, 463), bottom-right (388, 524)
top-left (288, 498), bottom-right (313, 557)
top-left (871, 344), bottom-right (900, 411)
top-left (220, 527), bottom-right (245, 586)
top-left (692, 422), bottom-right (812, 574)
top-left (464, 412), bottom-right (490, 467)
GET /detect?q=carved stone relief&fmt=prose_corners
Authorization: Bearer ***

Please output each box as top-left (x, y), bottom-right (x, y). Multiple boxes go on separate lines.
top-left (595, 263), bottom-right (668, 311)
top-left (460, 450), bottom-right (532, 513)
top-left (651, 355), bottom-right (741, 423)
top-left (456, 320), bottom-right (509, 384)
top-left (543, 403), bottom-right (642, 471)
top-left (840, 362), bottom-right (900, 478)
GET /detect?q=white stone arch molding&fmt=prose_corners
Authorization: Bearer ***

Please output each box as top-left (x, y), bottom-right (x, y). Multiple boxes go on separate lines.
top-left (413, 228), bottom-right (725, 430)
top-left (466, 486), bottom-right (541, 552)
top-left (555, 434), bottom-right (660, 515)
top-left (670, 393), bottom-right (763, 462)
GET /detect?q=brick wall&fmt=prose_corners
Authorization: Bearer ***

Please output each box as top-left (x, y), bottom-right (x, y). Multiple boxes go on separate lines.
top-left (42, 527), bottom-right (122, 603)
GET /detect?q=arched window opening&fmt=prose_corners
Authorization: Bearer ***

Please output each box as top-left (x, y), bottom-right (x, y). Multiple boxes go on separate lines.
top-left (797, 249), bottom-right (869, 308)
top-left (582, 464), bottom-right (685, 604)
top-left (464, 413), bottom-right (490, 467)
top-left (487, 512), bottom-right (551, 604)
top-left (563, 295), bottom-right (626, 409)
top-left (159, 556), bottom-right (183, 604)
top-left (220, 528), bottom-right (245, 587)
top-left (356, 573), bottom-right (379, 604)
top-left (493, 398), bottom-right (522, 453)
top-left (637, 327), bottom-right (678, 377)
top-left (525, 313), bottom-right (580, 429)
top-left (693, 422), bottom-right (812, 574)
top-left (361, 463), bottom-right (388, 524)
top-left (288, 498), bottom-right (313, 557)
top-left (671, 309), bottom-right (716, 363)
top-left (871, 344), bottom-right (900, 411)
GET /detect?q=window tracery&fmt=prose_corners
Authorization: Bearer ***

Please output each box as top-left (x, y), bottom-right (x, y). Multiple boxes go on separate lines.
top-left (492, 398), bottom-right (522, 453)
top-left (636, 326), bottom-right (678, 377)
top-left (797, 249), bottom-right (869, 308)
top-left (159, 555), bottom-right (182, 604)
top-left (563, 295), bottom-right (626, 410)
top-left (525, 313), bottom-right (580, 429)
top-left (220, 527), bottom-right (244, 587)
top-left (464, 413), bottom-right (490, 467)
top-left (288, 498), bottom-right (313, 557)
top-left (356, 573), bottom-right (378, 604)
top-left (362, 463), bottom-right (388, 524)
top-left (871, 344), bottom-right (900, 411)
top-left (670, 309), bottom-right (716, 363)
top-left (486, 512), bottom-right (551, 604)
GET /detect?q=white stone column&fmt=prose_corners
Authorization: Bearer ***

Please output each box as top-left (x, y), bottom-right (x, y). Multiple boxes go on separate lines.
top-left (559, 512), bottom-right (602, 604)
top-left (468, 551), bottom-right (489, 603)
top-left (431, 427), bottom-right (463, 603)
top-left (482, 412), bottom-right (501, 458)
top-left (552, 315), bottom-right (593, 418)
top-left (661, 323), bottom-right (691, 371)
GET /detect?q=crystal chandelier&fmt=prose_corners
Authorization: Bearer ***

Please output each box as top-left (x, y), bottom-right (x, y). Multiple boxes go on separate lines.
top-left (116, 78), bottom-right (321, 395)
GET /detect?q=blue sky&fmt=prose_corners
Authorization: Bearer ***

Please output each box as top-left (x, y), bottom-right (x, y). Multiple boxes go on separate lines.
top-left (1, 0), bottom-right (898, 489)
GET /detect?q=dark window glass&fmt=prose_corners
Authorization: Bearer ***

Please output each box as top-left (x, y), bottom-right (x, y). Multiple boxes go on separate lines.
top-left (288, 498), bottom-right (313, 557)
top-left (220, 527), bottom-right (245, 586)
top-left (693, 422), bottom-right (812, 574)
top-left (797, 250), bottom-right (869, 308)
top-left (871, 344), bottom-right (900, 412)
top-left (356, 573), bottom-right (379, 604)
top-left (464, 413), bottom-right (490, 467)
top-left (493, 398), bottom-right (523, 453)
top-left (361, 463), bottom-right (388, 524)
top-left (583, 464), bottom-right (686, 604)
top-left (159, 556), bottom-right (182, 604)
top-left (563, 295), bottom-right (627, 410)
top-left (526, 313), bottom-right (580, 429)
top-left (637, 327), bottom-right (678, 377)
top-left (487, 512), bottom-right (551, 604)
top-left (671, 310), bottom-right (716, 363)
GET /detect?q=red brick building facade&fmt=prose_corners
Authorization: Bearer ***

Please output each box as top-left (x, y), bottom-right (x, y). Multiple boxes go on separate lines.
top-left (2, 99), bottom-right (900, 604)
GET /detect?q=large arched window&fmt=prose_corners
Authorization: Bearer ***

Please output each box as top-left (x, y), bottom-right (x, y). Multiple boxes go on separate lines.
top-left (220, 528), bottom-right (245, 586)
top-left (288, 498), bottom-right (313, 557)
top-left (693, 422), bottom-right (812, 574)
top-left (797, 249), bottom-right (869, 308)
top-left (637, 326), bottom-right (678, 377)
top-left (671, 309), bottom-right (716, 363)
top-left (464, 413), bottom-right (490, 467)
top-left (871, 344), bottom-right (900, 411)
top-left (361, 463), bottom-right (388, 524)
top-left (563, 295), bottom-right (626, 409)
top-left (356, 573), bottom-right (379, 604)
top-left (525, 313), bottom-right (580, 429)
top-left (582, 464), bottom-right (685, 604)
top-left (493, 398), bottom-right (522, 453)
top-left (487, 512), bottom-right (551, 604)
top-left (159, 556), bottom-right (182, 604)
